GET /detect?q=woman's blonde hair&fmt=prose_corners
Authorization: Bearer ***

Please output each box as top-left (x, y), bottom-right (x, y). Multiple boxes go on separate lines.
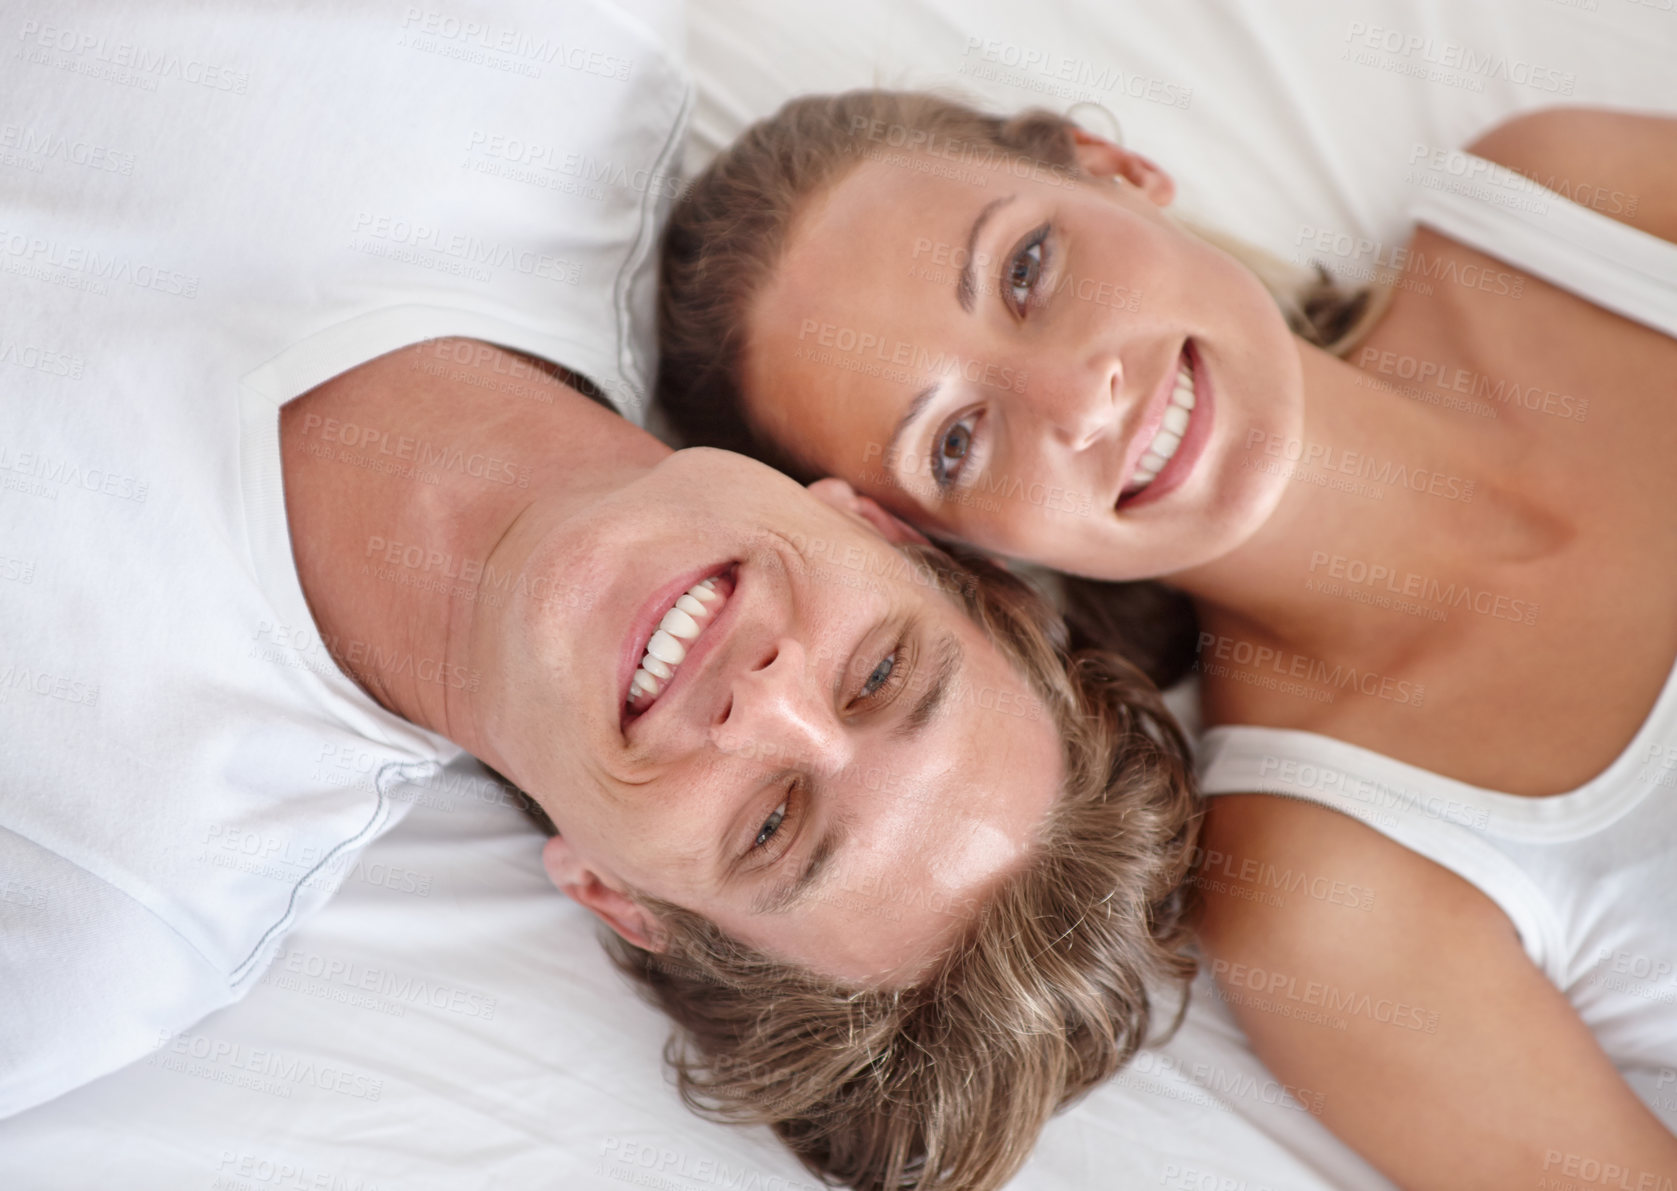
top-left (655, 88), bottom-right (1387, 686)
top-left (531, 544), bottom-right (1201, 1191)
top-left (658, 88), bottom-right (1381, 466)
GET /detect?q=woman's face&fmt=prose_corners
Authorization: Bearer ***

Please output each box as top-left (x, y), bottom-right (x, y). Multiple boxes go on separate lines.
top-left (741, 132), bottom-right (1305, 582)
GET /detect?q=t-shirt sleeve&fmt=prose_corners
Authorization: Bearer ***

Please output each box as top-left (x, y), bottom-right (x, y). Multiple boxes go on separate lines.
top-left (0, 827), bottom-right (235, 1119)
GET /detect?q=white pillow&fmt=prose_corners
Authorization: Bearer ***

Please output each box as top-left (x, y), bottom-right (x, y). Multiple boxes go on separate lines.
top-left (687, 0), bottom-right (1677, 275)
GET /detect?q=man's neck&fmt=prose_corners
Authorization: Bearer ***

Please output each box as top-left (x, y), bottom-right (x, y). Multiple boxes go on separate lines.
top-left (278, 339), bottom-right (667, 756)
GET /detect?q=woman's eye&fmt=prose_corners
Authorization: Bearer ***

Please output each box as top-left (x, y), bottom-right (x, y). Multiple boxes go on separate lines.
top-left (753, 798), bottom-right (789, 851)
top-left (931, 413), bottom-right (979, 487)
top-left (1005, 226), bottom-right (1049, 315)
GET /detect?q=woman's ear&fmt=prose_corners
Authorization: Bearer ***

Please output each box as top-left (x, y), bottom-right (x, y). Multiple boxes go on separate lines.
top-left (1068, 127), bottom-right (1175, 206)
top-left (541, 835), bottom-right (664, 951)
top-left (807, 477), bottom-right (932, 545)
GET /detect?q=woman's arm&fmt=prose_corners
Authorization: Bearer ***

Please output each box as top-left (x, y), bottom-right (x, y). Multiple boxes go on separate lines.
top-left (1195, 794), bottom-right (1677, 1190)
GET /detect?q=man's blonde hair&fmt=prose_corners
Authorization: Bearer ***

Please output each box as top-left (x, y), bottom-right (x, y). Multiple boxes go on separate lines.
top-left (594, 545), bottom-right (1201, 1191)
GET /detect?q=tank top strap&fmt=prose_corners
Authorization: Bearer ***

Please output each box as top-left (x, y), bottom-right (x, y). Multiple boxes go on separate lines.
top-left (1196, 724), bottom-right (1567, 981)
top-left (1406, 151), bottom-right (1677, 339)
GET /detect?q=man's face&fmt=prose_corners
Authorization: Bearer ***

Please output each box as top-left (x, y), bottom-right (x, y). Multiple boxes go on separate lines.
top-left (486, 448), bottom-right (1064, 985)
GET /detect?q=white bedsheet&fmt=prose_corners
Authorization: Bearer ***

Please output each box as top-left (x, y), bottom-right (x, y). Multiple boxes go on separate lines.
top-left (0, 756), bottom-right (1390, 1191)
top-left (5, 2), bottom-right (1675, 1189)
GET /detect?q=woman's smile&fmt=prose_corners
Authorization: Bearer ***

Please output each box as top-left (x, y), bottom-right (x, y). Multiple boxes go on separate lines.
top-left (1120, 343), bottom-right (1197, 499)
top-left (1117, 338), bottom-right (1217, 512)
top-left (735, 136), bottom-right (1300, 582)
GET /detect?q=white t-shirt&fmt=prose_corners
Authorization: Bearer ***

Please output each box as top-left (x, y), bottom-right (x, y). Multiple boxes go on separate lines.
top-left (0, 0), bottom-right (689, 1117)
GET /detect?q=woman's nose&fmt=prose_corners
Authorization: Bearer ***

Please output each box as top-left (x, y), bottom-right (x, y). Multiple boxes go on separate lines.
top-left (710, 638), bottom-right (848, 770)
top-left (1036, 360), bottom-right (1122, 452)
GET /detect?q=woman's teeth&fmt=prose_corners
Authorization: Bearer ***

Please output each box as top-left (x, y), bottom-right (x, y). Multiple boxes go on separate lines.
top-left (628, 578), bottom-right (723, 712)
top-left (1125, 354), bottom-right (1197, 495)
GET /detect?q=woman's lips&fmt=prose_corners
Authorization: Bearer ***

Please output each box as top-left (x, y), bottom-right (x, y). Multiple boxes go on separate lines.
top-left (1117, 340), bottom-right (1213, 511)
top-left (1114, 345), bottom-right (1184, 500)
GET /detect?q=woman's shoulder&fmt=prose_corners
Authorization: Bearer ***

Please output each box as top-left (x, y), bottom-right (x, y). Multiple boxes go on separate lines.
top-left (1192, 791), bottom-right (1494, 958)
top-left (1192, 792), bottom-right (1677, 1183)
top-left (1196, 791), bottom-right (1461, 905)
top-left (1463, 107), bottom-right (1677, 245)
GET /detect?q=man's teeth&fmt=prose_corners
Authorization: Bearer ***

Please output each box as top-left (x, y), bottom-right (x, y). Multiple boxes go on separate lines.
top-left (1127, 355), bottom-right (1196, 493)
top-left (628, 578), bottom-right (723, 710)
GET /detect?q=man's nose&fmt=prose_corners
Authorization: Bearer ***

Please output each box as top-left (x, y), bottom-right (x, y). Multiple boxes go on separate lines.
top-left (710, 638), bottom-right (849, 769)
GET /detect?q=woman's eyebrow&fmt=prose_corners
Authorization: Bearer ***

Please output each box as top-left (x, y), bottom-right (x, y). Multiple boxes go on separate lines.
top-left (957, 194), bottom-right (1016, 313)
top-left (887, 383), bottom-right (939, 470)
top-left (884, 194), bottom-right (1018, 473)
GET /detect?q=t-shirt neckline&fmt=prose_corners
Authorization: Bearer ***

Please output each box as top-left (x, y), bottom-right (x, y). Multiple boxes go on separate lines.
top-left (234, 304), bottom-right (614, 760)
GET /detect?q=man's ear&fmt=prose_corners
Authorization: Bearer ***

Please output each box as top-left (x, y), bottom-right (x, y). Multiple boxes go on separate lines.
top-left (541, 835), bottom-right (664, 951)
top-left (807, 477), bottom-right (931, 546)
top-left (1068, 127), bottom-right (1175, 206)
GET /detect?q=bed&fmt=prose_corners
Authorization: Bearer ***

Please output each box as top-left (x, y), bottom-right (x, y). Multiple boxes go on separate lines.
top-left (4, 2), bottom-right (1674, 1188)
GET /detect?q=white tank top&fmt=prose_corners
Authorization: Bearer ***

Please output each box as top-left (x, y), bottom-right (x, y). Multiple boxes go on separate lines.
top-left (1198, 152), bottom-right (1677, 1101)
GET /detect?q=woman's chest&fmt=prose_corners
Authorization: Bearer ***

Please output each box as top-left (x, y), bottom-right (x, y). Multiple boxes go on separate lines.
top-left (1384, 228), bottom-right (1677, 522)
top-left (1202, 572), bottom-right (1677, 797)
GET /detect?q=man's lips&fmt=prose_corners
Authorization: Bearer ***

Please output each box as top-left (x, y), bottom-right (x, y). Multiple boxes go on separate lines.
top-left (619, 561), bottom-right (739, 733)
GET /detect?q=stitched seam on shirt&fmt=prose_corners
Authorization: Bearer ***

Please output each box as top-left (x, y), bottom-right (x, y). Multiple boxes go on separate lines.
top-left (227, 759), bottom-right (427, 985)
top-left (613, 81), bottom-right (694, 408)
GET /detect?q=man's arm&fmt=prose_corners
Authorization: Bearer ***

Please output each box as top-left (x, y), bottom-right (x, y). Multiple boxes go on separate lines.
top-left (1195, 794), bottom-right (1677, 1190)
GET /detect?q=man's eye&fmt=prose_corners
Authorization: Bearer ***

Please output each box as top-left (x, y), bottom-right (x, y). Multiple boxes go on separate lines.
top-left (851, 645), bottom-right (906, 710)
top-left (753, 798), bottom-right (789, 851)
top-left (931, 413), bottom-right (979, 488)
top-left (750, 781), bottom-right (803, 859)
top-left (1005, 225), bottom-right (1049, 315)
top-left (861, 653), bottom-right (896, 698)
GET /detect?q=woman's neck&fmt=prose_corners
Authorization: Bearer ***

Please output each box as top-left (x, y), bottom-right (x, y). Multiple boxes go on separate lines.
top-left (1169, 332), bottom-right (1557, 669)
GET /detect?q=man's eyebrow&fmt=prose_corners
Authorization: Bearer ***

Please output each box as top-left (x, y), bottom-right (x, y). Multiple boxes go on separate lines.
top-left (751, 811), bottom-right (851, 916)
top-left (895, 630), bottom-right (962, 741)
top-left (957, 194), bottom-right (1016, 314)
top-left (745, 636), bottom-right (960, 917)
